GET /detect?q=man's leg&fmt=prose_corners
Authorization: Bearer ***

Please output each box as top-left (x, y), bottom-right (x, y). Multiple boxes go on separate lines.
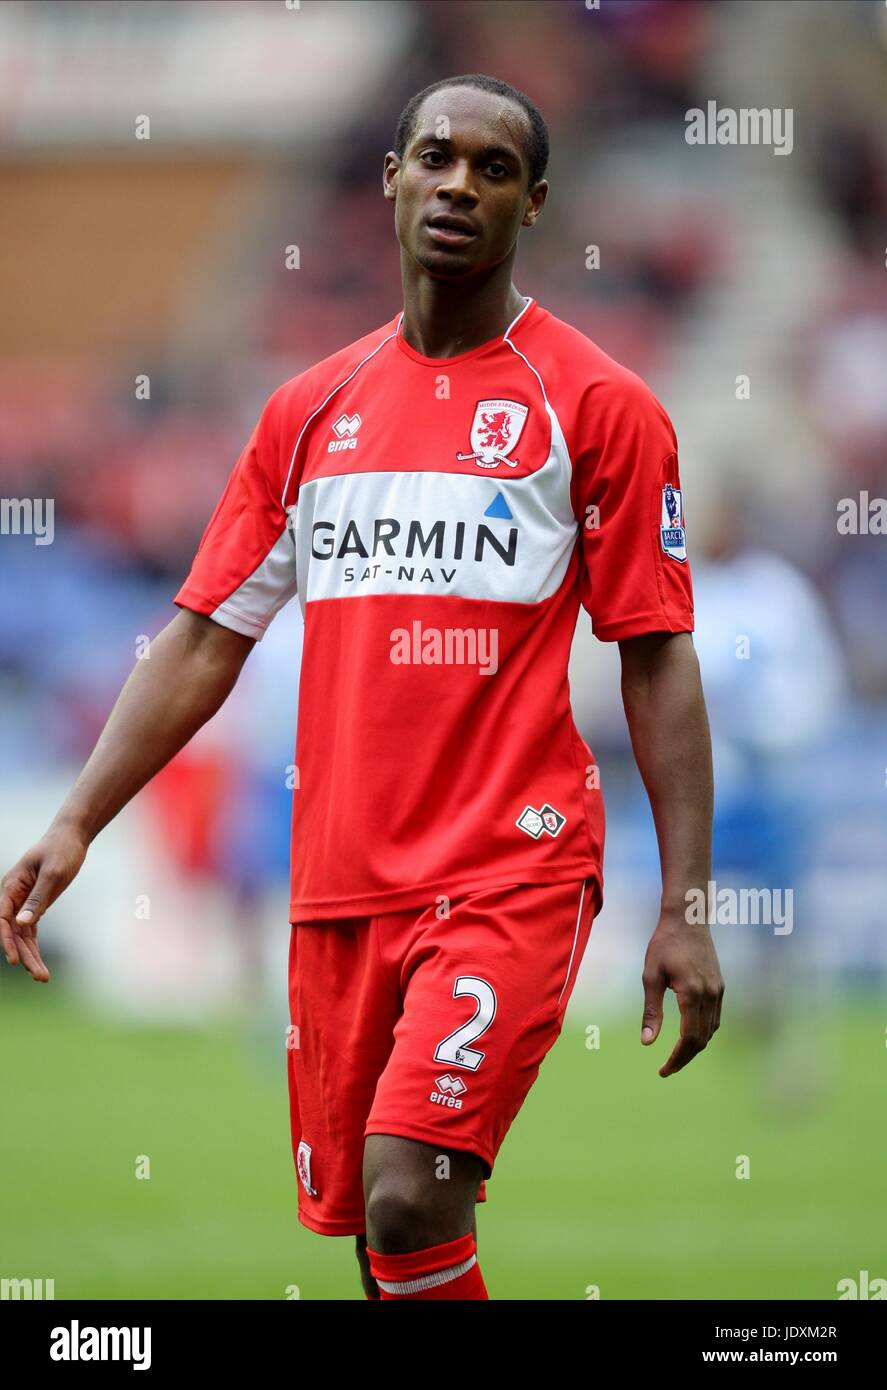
top-left (356, 1178), bottom-right (478, 1298)
top-left (355, 1235), bottom-right (378, 1299)
top-left (356, 877), bottom-right (599, 1299)
top-left (358, 1135), bottom-right (486, 1299)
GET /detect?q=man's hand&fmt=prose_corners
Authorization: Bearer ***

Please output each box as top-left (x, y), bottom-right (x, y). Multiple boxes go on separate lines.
top-left (641, 910), bottom-right (724, 1077)
top-left (618, 631), bottom-right (722, 1076)
top-left (0, 826), bottom-right (89, 983)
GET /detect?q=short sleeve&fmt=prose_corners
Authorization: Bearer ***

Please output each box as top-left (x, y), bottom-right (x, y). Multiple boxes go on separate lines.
top-left (573, 372), bottom-right (694, 642)
top-left (174, 386), bottom-right (297, 640)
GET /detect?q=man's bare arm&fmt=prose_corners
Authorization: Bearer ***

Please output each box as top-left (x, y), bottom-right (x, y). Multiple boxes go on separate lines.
top-left (0, 609), bottom-right (255, 981)
top-left (619, 630), bottom-right (724, 1077)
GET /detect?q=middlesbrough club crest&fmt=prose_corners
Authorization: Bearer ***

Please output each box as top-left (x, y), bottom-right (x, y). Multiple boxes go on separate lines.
top-left (296, 1140), bottom-right (318, 1197)
top-left (457, 398), bottom-right (528, 469)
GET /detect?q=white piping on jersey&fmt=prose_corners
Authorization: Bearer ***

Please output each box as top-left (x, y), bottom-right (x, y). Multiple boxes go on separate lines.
top-left (502, 298), bottom-right (580, 494)
top-left (504, 293), bottom-right (534, 338)
top-left (503, 295), bottom-right (546, 400)
top-left (557, 878), bottom-right (587, 1006)
top-left (393, 294), bottom-right (532, 348)
top-left (375, 1253), bottom-right (477, 1296)
top-left (279, 327), bottom-right (400, 512)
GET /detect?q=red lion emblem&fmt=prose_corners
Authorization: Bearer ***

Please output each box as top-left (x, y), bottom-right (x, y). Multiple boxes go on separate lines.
top-left (477, 410), bottom-right (512, 452)
top-left (457, 398), bottom-right (527, 468)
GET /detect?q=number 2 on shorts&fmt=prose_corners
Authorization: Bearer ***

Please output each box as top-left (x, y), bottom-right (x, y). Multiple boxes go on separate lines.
top-left (433, 975), bottom-right (497, 1072)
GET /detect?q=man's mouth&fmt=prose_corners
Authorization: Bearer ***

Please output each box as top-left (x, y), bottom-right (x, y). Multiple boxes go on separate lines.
top-left (426, 215), bottom-right (478, 246)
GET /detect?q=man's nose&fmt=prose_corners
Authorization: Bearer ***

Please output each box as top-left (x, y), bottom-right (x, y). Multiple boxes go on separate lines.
top-left (436, 161), bottom-right (479, 204)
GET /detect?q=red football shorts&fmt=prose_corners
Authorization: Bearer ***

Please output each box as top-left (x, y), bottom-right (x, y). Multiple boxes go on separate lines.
top-left (286, 876), bottom-right (600, 1235)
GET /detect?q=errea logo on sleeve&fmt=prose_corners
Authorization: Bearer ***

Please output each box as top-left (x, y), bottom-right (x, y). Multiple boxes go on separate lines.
top-left (328, 413), bottom-right (362, 452)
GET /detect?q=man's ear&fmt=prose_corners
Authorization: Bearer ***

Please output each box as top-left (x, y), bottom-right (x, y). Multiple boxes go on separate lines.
top-left (382, 152), bottom-right (401, 203)
top-left (522, 179), bottom-right (549, 228)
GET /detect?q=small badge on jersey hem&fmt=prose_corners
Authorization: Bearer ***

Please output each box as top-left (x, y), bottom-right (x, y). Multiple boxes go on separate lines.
top-left (516, 803), bottom-right (567, 839)
top-left (457, 399), bottom-right (528, 469)
top-left (661, 483), bottom-right (687, 563)
top-left (296, 1140), bottom-right (319, 1197)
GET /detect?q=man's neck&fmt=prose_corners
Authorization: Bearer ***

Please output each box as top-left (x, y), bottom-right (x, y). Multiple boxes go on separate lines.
top-left (398, 258), bottom-right (528, 359)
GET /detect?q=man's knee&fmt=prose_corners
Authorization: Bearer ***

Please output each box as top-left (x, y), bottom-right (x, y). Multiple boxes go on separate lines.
top-left (365, 1171), bottom-right (433, 1251)
top-left (363, 1135), bottom-right (482, 1253)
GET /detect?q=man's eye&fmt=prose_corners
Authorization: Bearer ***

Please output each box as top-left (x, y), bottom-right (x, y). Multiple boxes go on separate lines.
top-left (420, 150), bottom-right (446, 166)
top-left (486, 162), bottom-right (508, 177)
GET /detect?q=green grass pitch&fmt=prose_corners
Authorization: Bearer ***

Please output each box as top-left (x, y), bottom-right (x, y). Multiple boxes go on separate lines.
top-left (1, 980), bottom-right (883, 1300)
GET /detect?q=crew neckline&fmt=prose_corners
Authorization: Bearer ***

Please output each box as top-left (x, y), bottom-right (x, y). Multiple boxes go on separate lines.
top-left (394, 296), bottom-right (536, 365)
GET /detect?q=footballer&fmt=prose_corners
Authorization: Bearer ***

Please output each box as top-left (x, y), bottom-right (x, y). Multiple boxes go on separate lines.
top-left (0, 74), bottom-right (724, 1301)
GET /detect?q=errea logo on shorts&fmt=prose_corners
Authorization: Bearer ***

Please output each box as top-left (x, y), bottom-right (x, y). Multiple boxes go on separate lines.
top-left (328, 413), bottom-right (361, 452)
top-left (430, 1074), bottom-right (467, 1109)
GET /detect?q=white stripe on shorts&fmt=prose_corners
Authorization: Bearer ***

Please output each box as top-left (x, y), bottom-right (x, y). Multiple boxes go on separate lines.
top-left (557, 879), bottom-right (587, 1006)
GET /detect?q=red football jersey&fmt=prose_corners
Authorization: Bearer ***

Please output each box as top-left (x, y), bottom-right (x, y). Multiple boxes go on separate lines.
top-left (175, 298), bottom-right (694, 919)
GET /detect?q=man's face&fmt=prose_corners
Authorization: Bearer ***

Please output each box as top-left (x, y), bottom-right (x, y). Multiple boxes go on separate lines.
top-left (384, 86), bottom-right (547, 279)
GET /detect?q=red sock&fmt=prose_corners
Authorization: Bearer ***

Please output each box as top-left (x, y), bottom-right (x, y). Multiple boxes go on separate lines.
top-left (366, 1232), bottom-right (488, 1300)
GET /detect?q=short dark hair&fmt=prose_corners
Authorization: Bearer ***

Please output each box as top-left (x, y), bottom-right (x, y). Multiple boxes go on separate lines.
top-left (394, 73), bottom-right (549, 187)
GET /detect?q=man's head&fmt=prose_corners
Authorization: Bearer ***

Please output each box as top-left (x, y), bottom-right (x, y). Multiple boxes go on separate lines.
top-left (384, 74), bottom-right (549, 280)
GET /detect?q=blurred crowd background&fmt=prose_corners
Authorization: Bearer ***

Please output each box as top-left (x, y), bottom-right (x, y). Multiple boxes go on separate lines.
top-left (1, 0), bottom-right (886, 1299)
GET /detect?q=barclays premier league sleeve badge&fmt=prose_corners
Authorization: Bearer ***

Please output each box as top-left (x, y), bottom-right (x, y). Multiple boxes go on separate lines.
top-left (661, 483), bottom-right (687, 563)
